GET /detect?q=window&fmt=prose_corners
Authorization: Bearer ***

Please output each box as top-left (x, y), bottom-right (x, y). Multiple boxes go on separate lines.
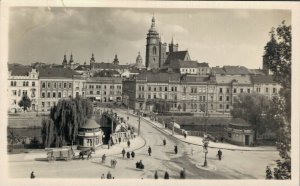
top-left (174, 95), bottom-right (177, 100)
top-left (240, 88), bottom-right (243, 93)
top-left (104, 85), bottom-right (107, 89)
top-left (23, 81), bottom-right (26, 86)
top-left (42, 82), bottom-right (46, 88)
top-left (247, 88), bottom-right (250, 93)
top-left (273, 88), bottom-right (277, 94)
top-left (219, 88), bottom-right (223, 93)
top-left (154, 94), bottom-right (156, 99)
top-left (153, 46), bottom-right (157, 55)
top-left (104, 91), bottom-right (106, 95)
top-left (219, 104), bottom-right (223, 109)
top-left (200, 96), bottom-right (203, 101)
top-left (226, 104), bottom-right (229, 109)
top-left (90, 91), bottom-right (93, 94)
top-left (32, 82), bottom-right (35, 87)
top-left (48, 82), bottom-right (51, 88)
top-left (22, 90), bottom-right (27, 96)
top-left (226, 96), bottom-right (230, 101)
top-left (256, 87), bottom-right (261, 93)
top-left (42, 92), bottom-right (45, 98)
top-left (14, 81), bottom-right (16, 86)
top-left (175, 87), bottom-right (177, 91)
top-left (211, 95), bottom-right (213, 100)
top-left (160, 87), bottom-right (162, 91)
top-left (148, 87), bottom-right (151, 91)
top-left (10, 81), bottom-right (13, 86)
top-left (59, 83), bottom-right (62, 88)
top-left (64, 83), bottom-right (67, 88)
top-left (53, 92), bottom-right (56, 98)
top-left (54, 83), bottom-right (57, 88)
top-left (164, 95), bottom-right (167, 100)
top-left (47, 92), bottom-right (51, 98)
top-left (97, 91), bottom-right (100, 94)
top-left (219, 96), bottom-right (222, 101)
top-left (203, 96), bottom-right (206, 101)
top-left (154, 87), bottom-right (156, 91)
top-left (226, 88), bottom-right (229, 93)
top-left (12, 90), bottom-right (17, 96)
top-left (266, 87), bottom-right (269, 93)
top-left (233, 88), bottom-right (236, 93)
top-left (69, 83), bottom-right (72, 88)
top-left (42, 102), bottom-right (45, 107)
top-left (148, 95), bottom-right (151, 99)
top-left (58, 92), bottom-right (62, 98)
top-left (165, 87), bottom-right (168, 91)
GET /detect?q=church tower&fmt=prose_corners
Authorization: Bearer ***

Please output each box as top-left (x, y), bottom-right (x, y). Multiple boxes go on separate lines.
top-left (62, 53), bottom-right (68, 67)
top-left (112, 54), bottom-right (119, 65)
top-left (145, 16), bottom-right (160, 70)
top-left (168, 36), bottom-right (178, 53)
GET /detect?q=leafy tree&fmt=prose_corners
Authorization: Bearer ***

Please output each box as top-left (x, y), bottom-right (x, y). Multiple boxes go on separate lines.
top-left (231, 93), bottom-right (271, 140)
top-left (152, 99), bottom-right (171, 114)
top-left (41, 96), bottom-right (93, 147)
top-left (18, 94), bottom-right (31, 111)
top-left (263, 21), bottom-right (291, 179)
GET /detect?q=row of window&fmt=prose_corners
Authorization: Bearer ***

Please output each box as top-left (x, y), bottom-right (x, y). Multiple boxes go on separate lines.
top-left (11, 90), bottom-right (35, 97)
top-left (41, 91), bottom-right (71, 98)
top-left (219, 87), bottom-right (277, 94)
top-left (138, 86), bottom-right (179, 92)
top-left (41, 82), bottom-right (72, 89)
top-left (88, 85), bottom-right (122, 89)
top-left (88, 91), bottom-right (122, 95)
top-left (10, 81), bottom-right (35, 87)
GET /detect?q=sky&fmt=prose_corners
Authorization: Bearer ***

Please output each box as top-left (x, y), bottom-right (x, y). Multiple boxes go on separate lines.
top-left (8, 7), bottom-right (291, 69)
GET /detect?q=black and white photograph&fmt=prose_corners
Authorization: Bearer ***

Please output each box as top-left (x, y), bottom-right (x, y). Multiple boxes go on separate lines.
top-left (1, 1), bottom-right (299, 186)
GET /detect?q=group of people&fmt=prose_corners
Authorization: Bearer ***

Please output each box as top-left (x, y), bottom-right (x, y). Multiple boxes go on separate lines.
top-left (122, 148), bottom-right (135, 159)
top-left (101, 171), bottom-right (114, 179)
top-left (154, 168), bottom-right (186, 179)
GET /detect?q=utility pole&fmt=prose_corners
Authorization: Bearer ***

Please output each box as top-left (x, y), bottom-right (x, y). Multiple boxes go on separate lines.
top-left (138, 111), bottom-right (141, 136)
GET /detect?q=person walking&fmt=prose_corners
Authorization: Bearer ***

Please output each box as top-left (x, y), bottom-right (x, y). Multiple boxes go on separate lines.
top-left (30, 171), bottom-right (35, 179)
top-left (148, 146), bottom-right (152, 156)
top-left (163, 138), bottom-right (166, 146)
top-left (131, 151), bottom-right (135, 159)
top-left (126, 151), bottom-right (130, 159)
top-left (180, 168), bottom-right (186, 179)
top-left (127, 140), bottom-right (131, 148)
top-left (154, 170), bottom-right (158, 179)
top-left (217, 149), bottom-right (223, 160)
top-left (102, 154), bottom-right (106, 163)
top-left (122, 148), bottom-right (126, 158)
top-left (164, 171), bottom-right (169, 179)
top-left (101, 174), bottom-right (105, 179)
top-left (106, 171), bottom-right (112, 179)
top-left (174, 145), bottom-right (178, 154)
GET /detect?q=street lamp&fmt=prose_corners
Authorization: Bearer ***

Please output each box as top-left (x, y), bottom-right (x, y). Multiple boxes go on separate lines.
top-left (203, 138), bottom-right (209, 167)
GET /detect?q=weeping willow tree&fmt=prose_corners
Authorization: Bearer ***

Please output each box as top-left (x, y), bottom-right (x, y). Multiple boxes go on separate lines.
top-left (41, 96), bottom-right (93, 147)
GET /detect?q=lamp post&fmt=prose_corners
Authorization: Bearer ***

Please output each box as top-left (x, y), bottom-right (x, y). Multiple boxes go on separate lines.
top-left (138, 111), bottom-right (141, 136)
top-left (171, 114), bottom-right (175, 136)
top-left (203, 138), bottom-right (209, 167)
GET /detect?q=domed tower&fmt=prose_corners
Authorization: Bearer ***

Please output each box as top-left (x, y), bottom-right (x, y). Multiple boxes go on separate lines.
top-left (135, 52), bottom-right (145, 69)
top-left (62, 53), bottom-right (68, 67)
top-left (69, 53), bottom-right (74, 65)
top-left (145, 16), bottom-right (160, 70)
top-left (112, 54), bottom-right (119, 65)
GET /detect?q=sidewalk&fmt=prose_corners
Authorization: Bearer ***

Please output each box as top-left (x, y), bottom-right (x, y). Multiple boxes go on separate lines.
top-left (8, 136), bottom-right (146, 162)
top-left (130, 112), bottom-right (276, 152)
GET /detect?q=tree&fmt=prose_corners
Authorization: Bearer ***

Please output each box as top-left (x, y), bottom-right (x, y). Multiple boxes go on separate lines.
top-left (41, 96), bottom-right (93, 147)
top-left (18, 94), bottom-right (31, 111)
top-left (230, 93), bottom-right (271, 141)
top-left (263, 21), bottom-right (291, 179)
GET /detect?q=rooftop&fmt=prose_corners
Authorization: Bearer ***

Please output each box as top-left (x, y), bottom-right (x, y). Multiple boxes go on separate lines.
top-left (38, 67), bottom-right (80, 78)
top-left (212, 66), bottom-right (249, 75)
top-left (81, 119), bottom-right (100, 129)
top-left (136, 71), bottom-right (181, 83)
top-left (251, 75), bottom-right (277, 84)
top-left (165, 51), bottom-right (190, 65)
top-left (9, 66), bottom-right (33, 76)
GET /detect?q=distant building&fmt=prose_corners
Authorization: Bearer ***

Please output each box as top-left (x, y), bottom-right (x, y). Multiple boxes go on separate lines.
top-left (251, 75), bottom-right (281, 99)
top-left (8, 66), bottom-right (39, 112)
top-left (38, 68), bottom-right (84, 112)
top-left (85, 77), bottom-right (122, 103)
top-left (62, 53), bottom-right (80, 70)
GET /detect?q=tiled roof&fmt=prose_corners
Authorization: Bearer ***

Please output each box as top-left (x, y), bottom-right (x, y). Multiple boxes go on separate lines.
top-left (136, 71), bottom-right (181, 83)
top-left (9, 66), bottom-right (33, 76)
top-left (181, 75), bottom-right (214, 83)
top-left (211, 67), bottom-right (226, 74)
top-left (248, 69), bottom-right (265, 75)
top-left (74, 65), bottom-right (90, 71)
top-left (94, 69), bottom-right (120, 77)
top-left (87, 76), bottom-right (122, 83)
top-left (165, 51), bottom-right (189, 65)
top-left (92, 62), bottom-right (131, 70)
top-left (223, 66), bottom-right (249, 75)
top-left (198, 62), bottom-right (209, 67)
top-left (81, 119), bottom-right (100, 129)
top-left (38, 67), bottom-right (79, 78)
top-left (251, 75), bottom-right (276, 84)
top-left (215, 75), bottom-right (252, 84)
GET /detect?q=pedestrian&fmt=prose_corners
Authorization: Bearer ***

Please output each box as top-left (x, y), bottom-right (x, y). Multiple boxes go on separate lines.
top-left (217, 149), bottom-right (222, 160)
top-left (102, 154), bottom-right (106, 163)
top-left (122, 148), bottom-right (126, 158)
top-left (148, 146), bottom-right (152, 156)
top-left (180, 168), bottom-right (186, 179)
top-left (164, 171), bottom-right (169, 179)
top-left (127, 151), bottom-right (130, 159)
top-left (108, 139), bottom-right (111, 149)
top-left (30, 171), bottom-right (35, 179)
top-left (118, 137), bottom-right (121, 143)
top-left (101, 174), bottom-right (105, 179)
top-left (154, 170), bottom-right (158, 179)
top-left (112, 159), bottom-right (117, 168)
top-left (127, 140), bottom-right (131, 148)
top-left (174, 145), bottom-right (178, 154)
top-left (106, 171), bottom-right (112, 179)
top-left (183, 132), bottom-right (187, 139)
top-left (131, 151), bottom-right (135, 159)
top-left (163, 138), bottom-right (166, 146)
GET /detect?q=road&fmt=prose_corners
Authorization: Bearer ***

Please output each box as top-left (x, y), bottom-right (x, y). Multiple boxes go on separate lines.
top-left (8, 108), bottom-right (279, 179)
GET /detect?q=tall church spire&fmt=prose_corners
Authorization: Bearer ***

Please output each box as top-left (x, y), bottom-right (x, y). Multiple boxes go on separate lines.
top-left (69, 52), bottom-right (74, 64)
top-left (62, 53), bottom-right (67, 66)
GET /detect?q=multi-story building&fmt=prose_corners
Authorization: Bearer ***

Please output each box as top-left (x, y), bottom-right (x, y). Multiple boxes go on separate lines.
top-left (85, 77), bottom-right (122, 103)
top-left (8, 66), bottom-right (39, 112)
top-left (251, 75), bottom-right (281, 99)
top-left (38, 68), bottom-right (84, 112)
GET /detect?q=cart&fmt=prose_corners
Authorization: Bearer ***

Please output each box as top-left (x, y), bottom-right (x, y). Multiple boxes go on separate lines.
top-left (45, 146), bottom-right (75, 162)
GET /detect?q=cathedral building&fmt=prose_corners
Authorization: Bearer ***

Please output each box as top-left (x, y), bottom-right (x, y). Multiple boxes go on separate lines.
top-left (145, 16), bottom-right (191, 70)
